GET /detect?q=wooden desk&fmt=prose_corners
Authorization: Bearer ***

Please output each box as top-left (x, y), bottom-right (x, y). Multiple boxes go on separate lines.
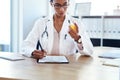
top-left (0, 47), bottom-right (120, 80)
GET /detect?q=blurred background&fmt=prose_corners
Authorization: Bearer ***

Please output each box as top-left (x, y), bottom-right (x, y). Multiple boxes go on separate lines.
top-left (0, 0), bottom-right (120, 52)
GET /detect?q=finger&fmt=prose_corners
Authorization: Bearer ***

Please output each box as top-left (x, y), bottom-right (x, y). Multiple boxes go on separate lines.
top-left (32, 50), bottom-right (44, 59)
top-left (34, 50), bottom-right (45, 54)
top-left (69, 31), bottom-right (76, 39)
top-left (74, 23), bottom-right (79, 33)
top-left (36, 53), bottom-right (44, 59)
top-left (40, 50), bottom-right (47, 57)
top-left (44, 51), bottom-right (47, 57)
top-left (38, 53), bottom-right (44, 59)
top-left (69, 28), bottom-right (77, 35)
top-left (33, 50), bottom-right (40, 53)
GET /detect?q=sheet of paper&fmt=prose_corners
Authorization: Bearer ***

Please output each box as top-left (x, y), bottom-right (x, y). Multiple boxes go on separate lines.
top-left (102, 59), bottom-right (120, 67)
top-left (98, 50), bottom-right (120, 59)
top-left (38, 56), bottom-right (69, 63)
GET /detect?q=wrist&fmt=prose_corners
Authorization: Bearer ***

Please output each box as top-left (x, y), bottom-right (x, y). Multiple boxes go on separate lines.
top-left (75, 35), bottom-right (82, 44)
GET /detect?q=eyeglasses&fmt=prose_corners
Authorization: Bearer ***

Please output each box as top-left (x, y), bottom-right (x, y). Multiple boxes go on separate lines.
top-left (53, 3), bottom-right (69, 9)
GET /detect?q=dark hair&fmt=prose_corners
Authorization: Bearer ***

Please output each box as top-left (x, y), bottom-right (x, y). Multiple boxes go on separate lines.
top-left (50, 0), bottom-right (69, 2)
top-left (50, 0), bottom-right (53, 2)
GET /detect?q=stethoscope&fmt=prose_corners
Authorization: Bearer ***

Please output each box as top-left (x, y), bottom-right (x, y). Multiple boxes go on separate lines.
top-left (41, 19), bottom-right (72, 40)
top-left (41, 25), bottom-right (48, 38)
top-left (41, 20), bottom-right (50, 38)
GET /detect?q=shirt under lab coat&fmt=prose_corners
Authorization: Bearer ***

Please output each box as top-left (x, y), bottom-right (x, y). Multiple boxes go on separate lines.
top-left (21, 15), bottom-right (93, 57)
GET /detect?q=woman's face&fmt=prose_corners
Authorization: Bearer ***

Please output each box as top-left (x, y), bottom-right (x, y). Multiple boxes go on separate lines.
top-left (51, 0), bottom-right (69, 17)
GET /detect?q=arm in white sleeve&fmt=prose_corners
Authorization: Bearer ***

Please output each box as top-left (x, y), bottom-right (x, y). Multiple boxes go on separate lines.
top-left (78, 33), bottom-right (93, 56)
top-left (21, 19), bottom-right (44, 57)
top-left (76, 20), bottom-right (94, 56)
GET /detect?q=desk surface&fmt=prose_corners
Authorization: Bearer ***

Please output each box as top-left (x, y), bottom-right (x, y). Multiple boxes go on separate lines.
top-left (0, 47), bottom-right (120, 80)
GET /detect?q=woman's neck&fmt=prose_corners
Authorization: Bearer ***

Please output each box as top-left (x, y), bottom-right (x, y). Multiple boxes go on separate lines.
top-left (53, 14), bottom-right (65, 22)
top-left (53, 14), bottom-right (65, 33)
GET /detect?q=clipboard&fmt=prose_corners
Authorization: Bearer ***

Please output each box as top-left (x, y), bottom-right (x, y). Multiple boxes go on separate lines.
top-left (37, 56), bottom-right (69, 64)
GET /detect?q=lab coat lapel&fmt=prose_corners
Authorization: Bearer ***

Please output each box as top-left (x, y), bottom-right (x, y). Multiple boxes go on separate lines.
top-left (59, 15), bottom-right (70, 54)
top-left (47, 17), bottom-right (54, 54)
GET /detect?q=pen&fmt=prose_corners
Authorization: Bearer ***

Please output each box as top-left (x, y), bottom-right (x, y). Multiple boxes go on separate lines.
top-left (37, 40), bottom-right (46, 57)
top-left (37, 40), bottom-right (44, 51)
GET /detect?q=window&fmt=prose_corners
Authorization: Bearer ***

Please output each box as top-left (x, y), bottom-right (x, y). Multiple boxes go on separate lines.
top-left (75, 0), bottom-right (120, 15)
top-left (0, 0), bottom-right (10, 51)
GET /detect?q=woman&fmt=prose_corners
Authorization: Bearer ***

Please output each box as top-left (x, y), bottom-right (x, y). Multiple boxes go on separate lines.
top-left (21, 0), bottom-right (93, 59)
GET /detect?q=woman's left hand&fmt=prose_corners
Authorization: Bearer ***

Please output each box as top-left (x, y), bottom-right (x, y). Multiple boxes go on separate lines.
top-left (68, 23), bottom-right (80, 41)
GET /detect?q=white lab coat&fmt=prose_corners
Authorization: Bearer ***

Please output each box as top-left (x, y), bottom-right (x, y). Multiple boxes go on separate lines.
top-left (21, 15), bottom-right (93, 57)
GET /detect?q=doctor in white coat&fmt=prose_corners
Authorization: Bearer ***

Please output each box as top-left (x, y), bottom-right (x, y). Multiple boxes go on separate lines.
top-left (21, 0), bottom-right (93, 59)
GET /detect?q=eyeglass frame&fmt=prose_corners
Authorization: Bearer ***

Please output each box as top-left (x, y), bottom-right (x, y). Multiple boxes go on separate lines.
top-left (52, 3), bottom-right (69, 9)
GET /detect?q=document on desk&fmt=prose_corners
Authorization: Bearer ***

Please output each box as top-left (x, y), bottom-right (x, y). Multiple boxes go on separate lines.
top-left (102, 59), bottom-right (120, 67)
top-left (37, 56), bottom-right (69, 64)
top-left (0, 52), bottom-right (25, 61)
top-left (98, 50), bottom-right (120, 59)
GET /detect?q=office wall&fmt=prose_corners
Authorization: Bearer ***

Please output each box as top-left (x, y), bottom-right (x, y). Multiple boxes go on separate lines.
top-left (67, 0), bottom-right (76, 16)
top-left (23, 0), bottom-right (48, 39)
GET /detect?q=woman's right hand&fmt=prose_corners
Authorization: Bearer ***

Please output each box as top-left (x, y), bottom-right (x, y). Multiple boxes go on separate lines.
top-left (32, 50), bottom-right (46, 59)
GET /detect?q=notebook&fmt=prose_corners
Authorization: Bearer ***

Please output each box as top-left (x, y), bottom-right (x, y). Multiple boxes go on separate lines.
top-left (98, 50), bottom-right (120, 59)
top-left (37, 56), bottom-right (69, 64)
top-left (0, 52), bottom-right (25, 61)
